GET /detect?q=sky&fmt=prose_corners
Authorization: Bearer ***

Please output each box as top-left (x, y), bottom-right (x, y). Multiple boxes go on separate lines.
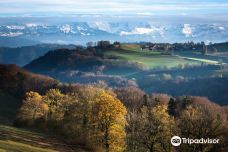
top-left (0, 0), bottom-right (228, 17)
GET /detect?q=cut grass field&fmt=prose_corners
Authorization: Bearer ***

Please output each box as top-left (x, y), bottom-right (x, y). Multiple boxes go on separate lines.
top-left (103, 44), bottom-right (201, 69)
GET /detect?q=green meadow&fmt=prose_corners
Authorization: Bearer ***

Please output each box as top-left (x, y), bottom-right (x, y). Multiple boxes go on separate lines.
top-left (103, 44), bottom-right (202, 69)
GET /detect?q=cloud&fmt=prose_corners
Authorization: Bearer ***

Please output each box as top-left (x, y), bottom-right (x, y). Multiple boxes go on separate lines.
top-left (218, 26), bottom-right (225, 30)
top-left (182, 24), bottom-right (193, 37)
top-left (88, 22), bottom-right (111, 32)
top-left (0, 32), bottom-right (24, 37)
top-left (136, 12), bottom-right (154, 16)
top-left (60, 24), bottom-right (73, 34)
top-left (120, 27), bottom-right (164, 36)
top-left (7, 25), bottom-right (25, 30)
top-left (25, 23), bottom-right (39, 27)
top-left (0, 0), bottom-right (228, 17)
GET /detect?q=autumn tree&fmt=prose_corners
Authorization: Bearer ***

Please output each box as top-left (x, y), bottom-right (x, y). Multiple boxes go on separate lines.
top-left (115, 87), bottom-right (145, 111)
top-left (91, 90), bottom-right (127, 152)
top-left (178, 105), bottom-right (227, 152)
top-left (62, 85), bottom-right (101, 144)
top-left (63, 87), bottom-right (127, 152)
top-left (127, 105), bottom-right (177, 152)
top-left (151, 93), bottom-right (172, 106)
top-left (43, 89), bottom-right (68, 123)
top-left (16, 91), bottom-right (48, 125)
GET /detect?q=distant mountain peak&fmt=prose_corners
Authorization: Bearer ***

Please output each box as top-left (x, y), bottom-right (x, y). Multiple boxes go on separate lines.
top-left (0, 22), bottom-right (228, 46)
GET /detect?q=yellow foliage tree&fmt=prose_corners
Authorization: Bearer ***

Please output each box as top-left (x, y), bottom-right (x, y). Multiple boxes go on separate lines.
top-left (17, 91), bottom-right (48, 125)
top-left (62, 86), bottom-right (100, 142)
top-left (91, 90), bottom-right (127, 152)
top-left (43, 89), bottom-right (68, 122)
top-left (128, 105), bottom-right (176, 152)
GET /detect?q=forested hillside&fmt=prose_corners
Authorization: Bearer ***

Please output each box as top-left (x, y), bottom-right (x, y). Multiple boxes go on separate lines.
top-left (23, 43), bottom-right (228, 105)
top-left (0, 64), bottom-right (227, 152)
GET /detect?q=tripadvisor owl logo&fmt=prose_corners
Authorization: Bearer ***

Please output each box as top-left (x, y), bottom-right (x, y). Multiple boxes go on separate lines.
top-left (171, 136), bottom-right (182, 146)
top-left (171, 136), bottom-right (220, 146)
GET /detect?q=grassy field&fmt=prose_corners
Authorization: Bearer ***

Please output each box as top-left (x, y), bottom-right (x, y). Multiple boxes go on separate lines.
top-left (0, 124), bottom-right (61, 152)
top-left (0, 124), bottom-right (88, 152)
top-left (103, 44), bottom-right (201, 69)
top-left (175, 51), bottom-right (228, 64)
top-left (176, 56), bottom-right (219, 64)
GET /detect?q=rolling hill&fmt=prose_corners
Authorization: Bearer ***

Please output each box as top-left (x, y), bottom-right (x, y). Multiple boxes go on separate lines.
top-left (0, 64), bottom-right (58, 97)
top-left (0, 44), bottom-right (76, 66)
top-left (22, 44), bottom-right (228, 105)
top-left (0, 64), bottom-right (58, 124)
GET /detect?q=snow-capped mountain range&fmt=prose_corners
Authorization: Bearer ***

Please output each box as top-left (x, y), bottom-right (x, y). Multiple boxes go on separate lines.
top-left (0, 22), bottom-right (227, 47)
